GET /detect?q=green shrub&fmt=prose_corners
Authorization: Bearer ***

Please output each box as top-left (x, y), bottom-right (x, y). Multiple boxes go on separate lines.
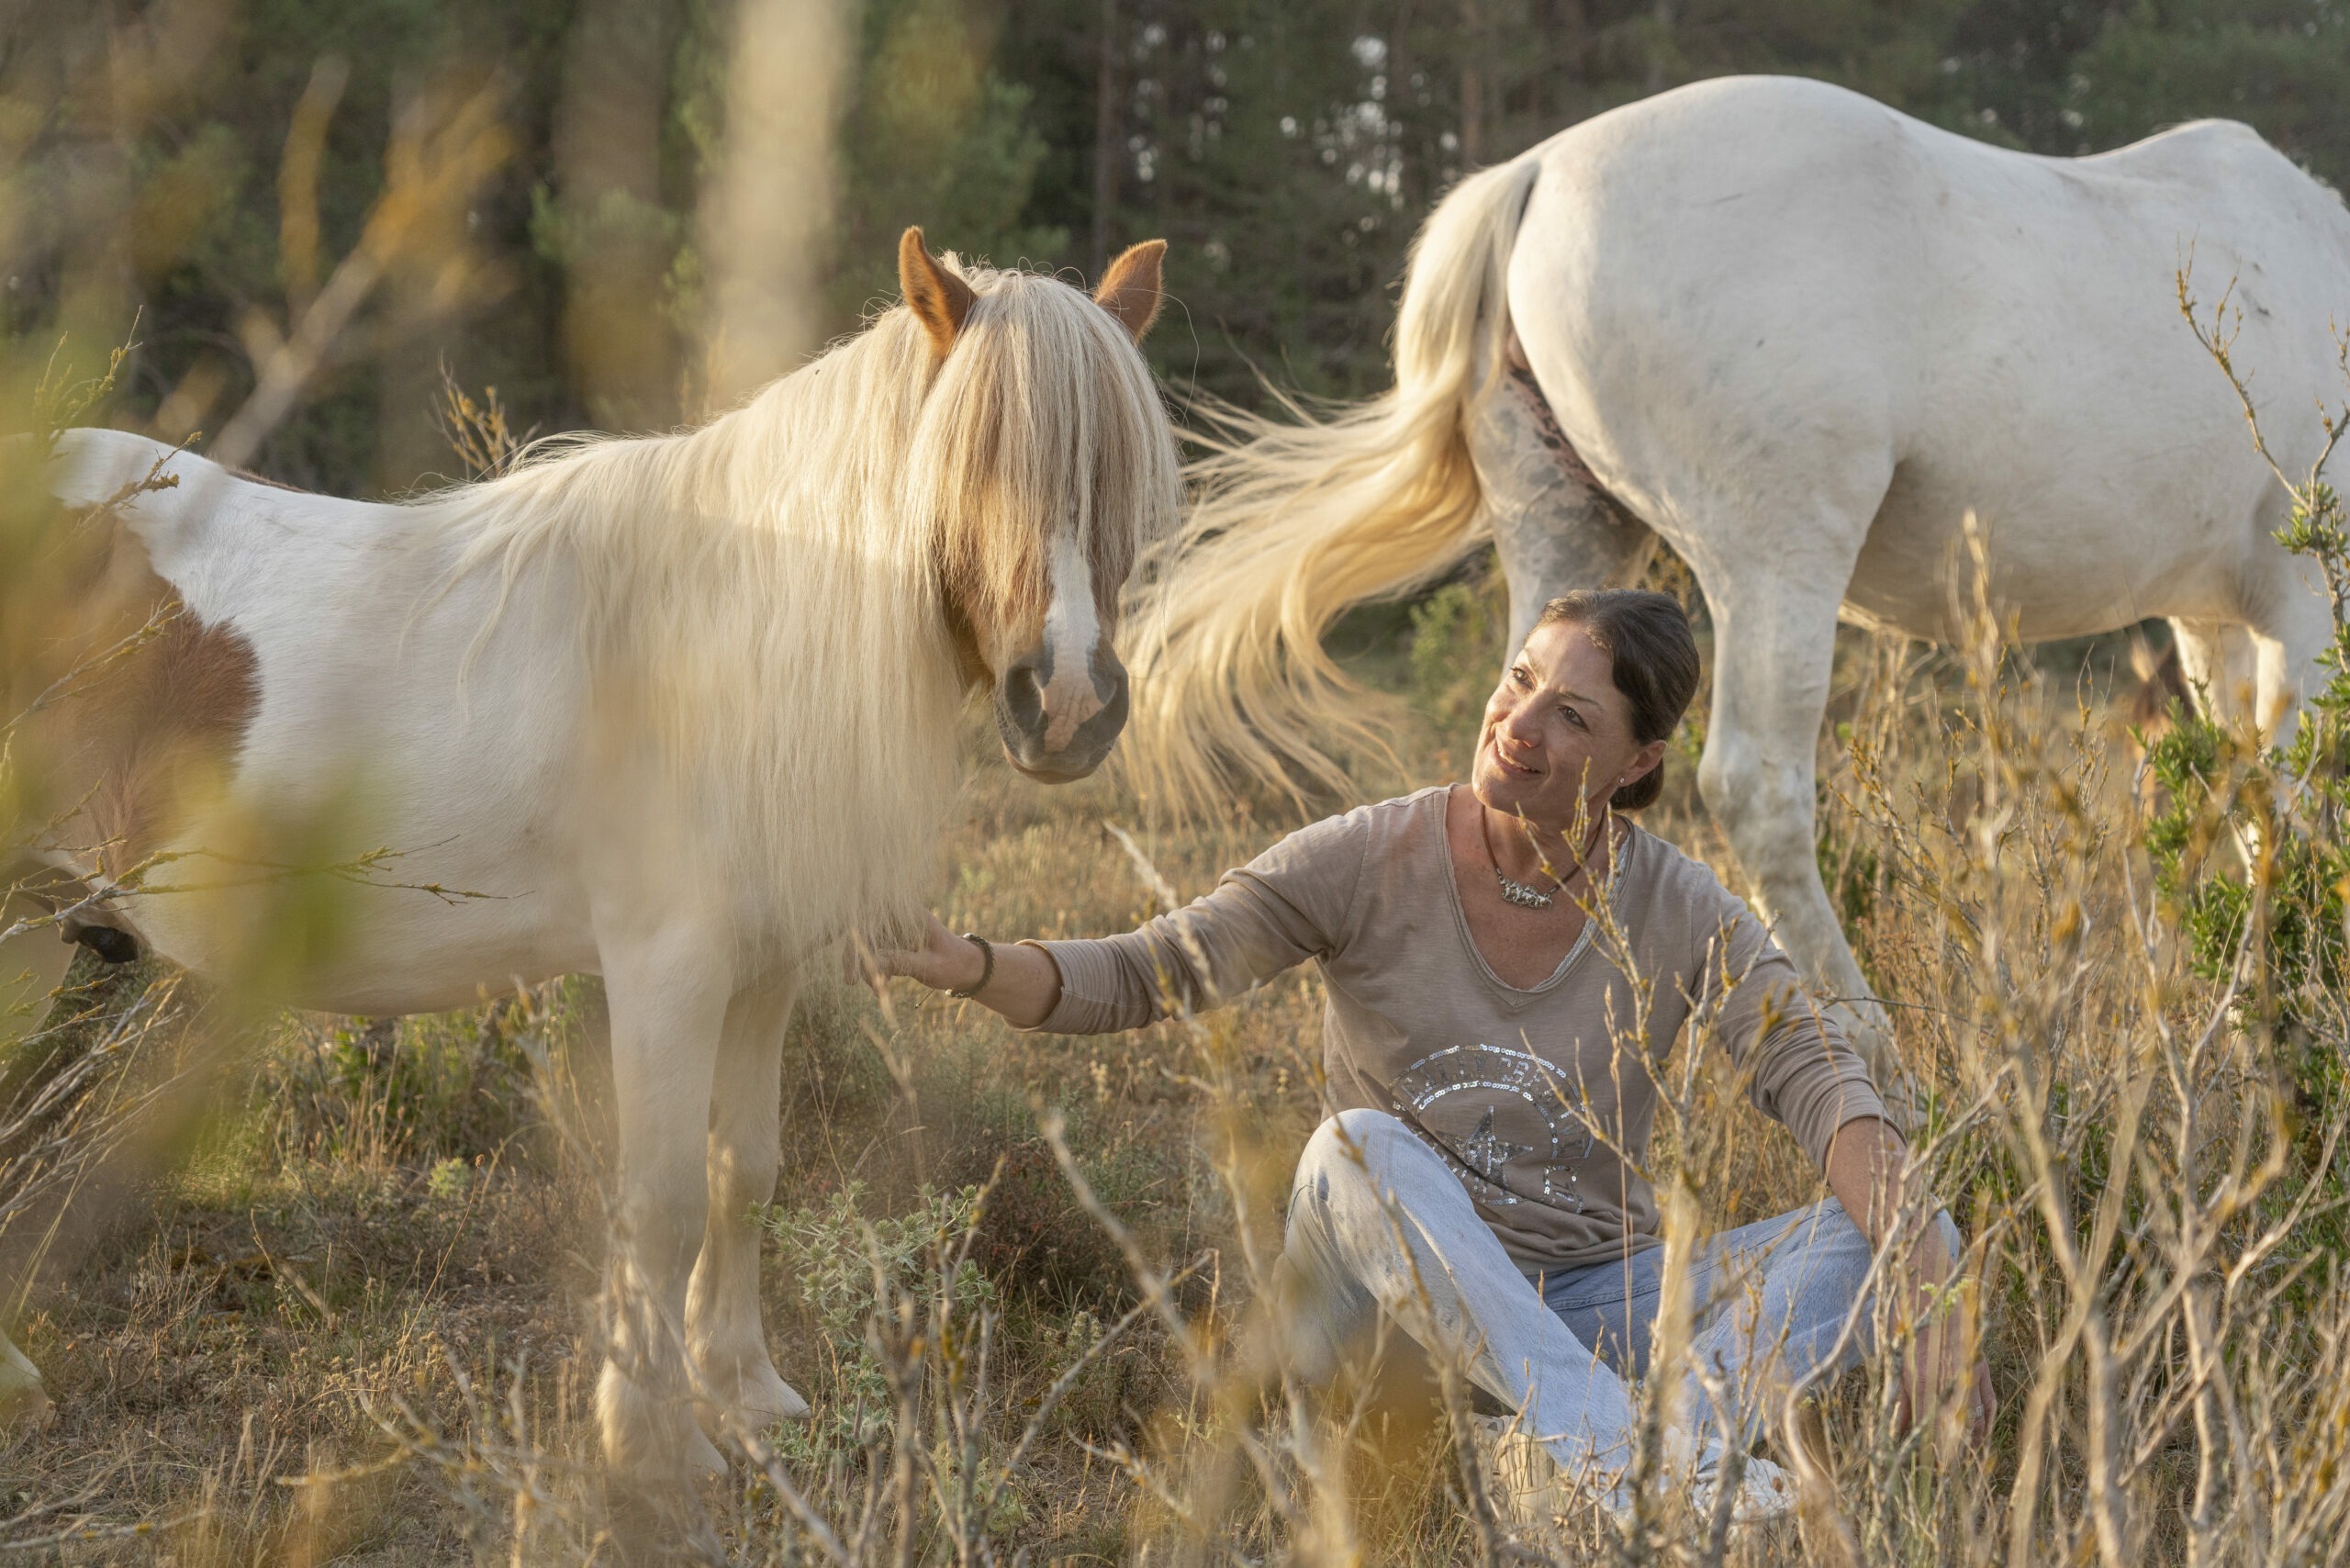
top-left (2149, 294), bottom-right (2350, 1147)
top-left (757, 1182), bottom-right (994, 1463)
top-left (1405, 573), bottom-right (1505, 733)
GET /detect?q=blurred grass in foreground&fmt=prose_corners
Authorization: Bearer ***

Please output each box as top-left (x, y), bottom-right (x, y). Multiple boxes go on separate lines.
top-left (6, 549), bottom-right (2346, 1565)
top-left (1, 9), bottom-right (2347, 1556)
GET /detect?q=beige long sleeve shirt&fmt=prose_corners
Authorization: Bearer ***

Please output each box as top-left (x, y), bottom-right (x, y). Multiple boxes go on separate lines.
top-left (1035, 786), bottom-right (1886, 1271)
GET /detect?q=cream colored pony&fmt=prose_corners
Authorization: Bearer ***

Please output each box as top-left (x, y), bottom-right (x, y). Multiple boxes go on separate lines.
top-left (0, 229), bottom-right (1179, 1478)
top-left (1125, 74), bottom-right (2350, 1098)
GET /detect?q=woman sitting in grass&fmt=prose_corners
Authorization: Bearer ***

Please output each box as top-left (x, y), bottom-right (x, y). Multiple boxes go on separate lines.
top-left (874, 588), bottom-right (1991, 1524)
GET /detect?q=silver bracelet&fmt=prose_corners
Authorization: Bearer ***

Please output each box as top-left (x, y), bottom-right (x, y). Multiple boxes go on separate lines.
top-left (946, 933), bottom-right (993, 998)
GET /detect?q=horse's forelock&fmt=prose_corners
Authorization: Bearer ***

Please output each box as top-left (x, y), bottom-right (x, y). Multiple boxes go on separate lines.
top-left (909, 266), bottom-right (1180, 652)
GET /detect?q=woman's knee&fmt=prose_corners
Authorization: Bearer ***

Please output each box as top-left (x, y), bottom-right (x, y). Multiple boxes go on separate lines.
top-left (1296, 1108), bottom-right (1412, 1187)
top-left (1291, 1108), bottom-right (1465, 1242)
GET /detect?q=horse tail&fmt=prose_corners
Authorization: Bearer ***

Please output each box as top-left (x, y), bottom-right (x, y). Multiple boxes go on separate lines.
top-left (46, 427), bottom-right (215, 523)
top-left (1122, 155), bottom-right (1541, 816)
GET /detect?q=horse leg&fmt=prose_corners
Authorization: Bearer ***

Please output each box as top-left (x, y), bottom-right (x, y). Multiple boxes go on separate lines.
top-left (686, 976), bottom-right (808, 1440)
top-left (1695, 568), bottom-right (1915, 1118)
top-left (2243, 554), bottom-right (2335, 746)
top-left (2169, 617), bottom-right (2258, 728)
top-left (595, 925), bottom-right (733, 1482)
top-left (1467, 366), bottom-right (1658, 655)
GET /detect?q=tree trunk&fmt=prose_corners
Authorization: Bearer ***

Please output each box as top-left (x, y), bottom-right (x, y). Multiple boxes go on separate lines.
top-left (554, 0), bottom-right (681, 431)
top-left (1460, 0), bottom-right (1485, 162)
top-left (1089, 0), bottom-right (1121, 279)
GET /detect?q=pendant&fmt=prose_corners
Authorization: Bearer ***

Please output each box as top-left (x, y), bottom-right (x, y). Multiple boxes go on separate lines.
top-left (1494, 869), bottom-right (1556, 910)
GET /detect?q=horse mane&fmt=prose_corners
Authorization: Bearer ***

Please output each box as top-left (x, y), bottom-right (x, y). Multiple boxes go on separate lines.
top-left (421, 258), bottom-right (1179, 954)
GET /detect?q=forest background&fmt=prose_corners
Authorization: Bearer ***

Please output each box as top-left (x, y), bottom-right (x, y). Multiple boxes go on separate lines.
top-left (10, 0), bottom-right (2349, 498)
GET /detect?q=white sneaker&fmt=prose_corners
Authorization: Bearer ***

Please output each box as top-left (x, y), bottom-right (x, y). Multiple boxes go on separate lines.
top-left (1477, 1416), bottom-right (1630, 1529)
top-left (1690, 1451), bottom-right (1796, 1526)
top-left (1480, 1416), bottom-right (1795, 1533)
top-left (1664, 1422), bottom-right (1799, 1528)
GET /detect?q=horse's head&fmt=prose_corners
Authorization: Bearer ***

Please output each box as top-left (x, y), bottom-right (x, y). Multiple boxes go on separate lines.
top-left (897, 227), bottom-right (1179, 783)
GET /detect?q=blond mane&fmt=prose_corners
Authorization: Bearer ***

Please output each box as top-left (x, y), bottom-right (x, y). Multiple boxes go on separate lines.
top-left (424, 259), bottom-right (1180, 955)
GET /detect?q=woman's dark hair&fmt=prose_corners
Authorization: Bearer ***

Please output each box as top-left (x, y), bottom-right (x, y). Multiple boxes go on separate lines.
top-left (1534, 589), bottom-right (1700, 812)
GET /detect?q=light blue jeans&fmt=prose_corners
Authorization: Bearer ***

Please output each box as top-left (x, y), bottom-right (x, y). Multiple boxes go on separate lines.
top-left (1278, 1108), bottom-right (1958, 1473)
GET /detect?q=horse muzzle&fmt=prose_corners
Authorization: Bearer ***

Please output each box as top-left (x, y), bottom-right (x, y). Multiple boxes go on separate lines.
top-left (993, 642), bottom-right (1130, 783)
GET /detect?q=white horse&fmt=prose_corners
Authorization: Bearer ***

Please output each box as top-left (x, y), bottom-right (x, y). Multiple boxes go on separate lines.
top-left (0, 228), bottom-right (1180, 1477)
top-left (1125, 73), bottom-right (2347, 1096)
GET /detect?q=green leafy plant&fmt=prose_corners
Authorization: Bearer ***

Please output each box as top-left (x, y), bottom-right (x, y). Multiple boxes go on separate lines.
top-left (1406, 571), bottom-right (1505, 732)
top-left (757, 1181), bottom-right (996, 1465)
top-left (2145, 276), bottom-right (2350, 1096)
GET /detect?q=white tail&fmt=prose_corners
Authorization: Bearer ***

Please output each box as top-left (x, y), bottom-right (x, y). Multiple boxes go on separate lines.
top-left (49, 428), bottom-right (205, 519)
top-left (1122, 156), bottom-right (1541, 815)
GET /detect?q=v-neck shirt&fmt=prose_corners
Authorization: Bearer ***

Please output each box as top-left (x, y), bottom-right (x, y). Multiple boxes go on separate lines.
top-left (1033, 786), bottom-right (1886, 1271)
top-left (1451, 810), bottom-right (1602, 993)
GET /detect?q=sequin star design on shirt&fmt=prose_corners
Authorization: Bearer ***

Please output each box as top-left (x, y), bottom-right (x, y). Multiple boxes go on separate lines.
top-left (1457, 1105), bottom-right (1536, 1192)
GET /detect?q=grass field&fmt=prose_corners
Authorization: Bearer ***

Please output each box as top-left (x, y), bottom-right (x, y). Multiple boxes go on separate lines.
top-left (3, 570), bottom-right (2344, 1567)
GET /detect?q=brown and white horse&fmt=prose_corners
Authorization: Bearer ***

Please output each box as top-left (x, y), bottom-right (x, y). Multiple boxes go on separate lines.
top-left (1, 229), bottom-right (1179, 1477)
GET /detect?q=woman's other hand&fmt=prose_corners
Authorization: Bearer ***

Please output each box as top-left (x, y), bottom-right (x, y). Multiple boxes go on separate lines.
top-left (1893, 1265), bottom-right (1996, 1450)
top-left (1825, 1114), bottom-right (1995, 1452)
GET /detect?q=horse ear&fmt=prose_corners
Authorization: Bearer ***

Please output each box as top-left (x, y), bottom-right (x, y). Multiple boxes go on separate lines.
top-left (900, 227), bottom-right (976, 357)
top-left (1093, 239), bottom-right (1168, 343)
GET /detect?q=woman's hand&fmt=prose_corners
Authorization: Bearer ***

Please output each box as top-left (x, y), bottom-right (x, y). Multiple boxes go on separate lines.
top-left (865, 912), bottom-right (988, 992)
top-left (852, 911), bottom-right (1066, 1030)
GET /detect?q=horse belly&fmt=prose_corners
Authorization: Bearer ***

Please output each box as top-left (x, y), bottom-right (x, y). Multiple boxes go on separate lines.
top-left (186, 627), bottom-right (599, 1013)
top-left (1844, 247), bottom-right (2315, 641)
top-left (131, 777), bottom-right (599, 1015)
top-left (1845, 434), bottom-right (2266, 643)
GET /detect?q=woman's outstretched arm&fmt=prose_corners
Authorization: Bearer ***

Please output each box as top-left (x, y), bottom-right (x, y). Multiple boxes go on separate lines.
top-left (870, 806), bottom-right (1373, 1035)
top-left (869, 912), bottom-right (1063, 1029)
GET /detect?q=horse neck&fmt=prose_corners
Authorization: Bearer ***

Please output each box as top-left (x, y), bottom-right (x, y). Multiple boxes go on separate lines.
top-left (508, 339), bottom-right (968, 951)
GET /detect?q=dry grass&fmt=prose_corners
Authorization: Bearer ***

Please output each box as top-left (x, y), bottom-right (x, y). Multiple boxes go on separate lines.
top-left (27, 20), bottom-right (2324, 1565)
top-left (2, 558), bottom-right (2339, 1567)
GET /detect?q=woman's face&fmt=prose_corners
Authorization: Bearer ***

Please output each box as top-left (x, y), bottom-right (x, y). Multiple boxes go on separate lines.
top-left (1471, 619), bottom-right (1668, 830)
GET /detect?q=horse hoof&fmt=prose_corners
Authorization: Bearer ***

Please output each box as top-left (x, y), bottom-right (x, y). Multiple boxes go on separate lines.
top-left (0, 1344), bottom-right (51, 1432)
top-left (735, 1365), bottom-right (810, 1427)
top-left (0, 1384), bottom-right (51, 1430)
top-left (599, 1361), bottom-right (725, 1484)
top-left (699, 1362), bottom-right (811, 1443)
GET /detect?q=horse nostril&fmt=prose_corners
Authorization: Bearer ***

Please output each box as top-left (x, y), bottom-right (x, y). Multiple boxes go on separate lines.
top-left (1002, 658), bottom-right (1046, 733)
